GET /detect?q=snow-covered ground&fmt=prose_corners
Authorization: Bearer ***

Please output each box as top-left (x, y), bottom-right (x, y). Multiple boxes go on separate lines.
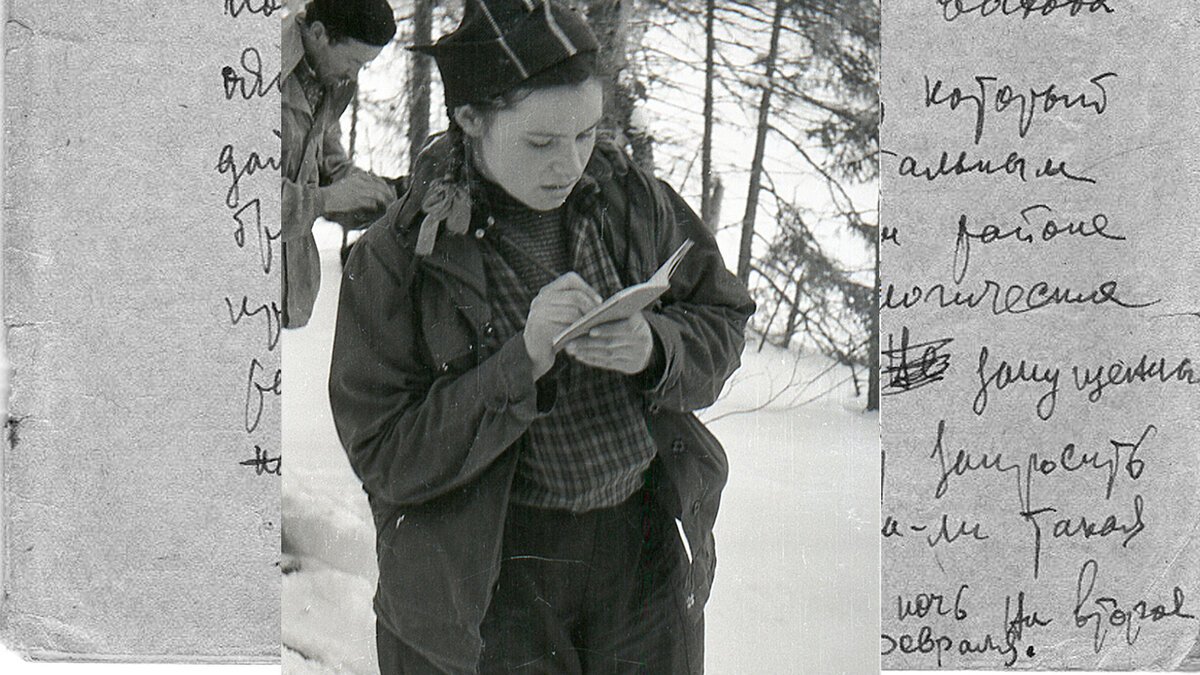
top-left (282, 223), bottom-right (879, 674)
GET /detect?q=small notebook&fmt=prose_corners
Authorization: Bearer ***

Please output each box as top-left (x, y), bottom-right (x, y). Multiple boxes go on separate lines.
top-left (553, 239), bottom-right (695, 349)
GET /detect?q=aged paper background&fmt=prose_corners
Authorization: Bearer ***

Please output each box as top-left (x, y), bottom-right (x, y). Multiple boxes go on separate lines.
top-left (4, 0), bottom-right (1198, 671)
top-left (2, 0), bottom-right (279, 661)
top-left (881, 0), bottom-right (1199, 671)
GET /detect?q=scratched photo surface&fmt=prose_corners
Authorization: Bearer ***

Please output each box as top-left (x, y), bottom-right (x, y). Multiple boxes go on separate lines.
top-left (279, 0), bottom-right (879, 673)
top-left (880, 0), bottom-right (1200, 670)
top-left (1, 0), bottom-right (280, 661)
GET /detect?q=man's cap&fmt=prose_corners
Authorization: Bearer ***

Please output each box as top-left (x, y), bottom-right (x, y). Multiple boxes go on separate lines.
top-left (409, 0), bottom-right (600, 108)
top-left (306, 0), bottom-right (397, 47)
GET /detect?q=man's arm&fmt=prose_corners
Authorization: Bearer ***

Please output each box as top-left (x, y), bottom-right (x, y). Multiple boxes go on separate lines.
top-left (318, 105), bottom-right (395, 216)
top-left (281, 82), bottom-right (392, 243)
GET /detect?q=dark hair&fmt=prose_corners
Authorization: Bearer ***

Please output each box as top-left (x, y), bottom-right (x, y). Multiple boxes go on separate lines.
top-left (303, 0), bottom-right (396, 47)
top-left (443, 51), bottom-right (600, 194)
top-left (303, 12), bottom-right (347, 43)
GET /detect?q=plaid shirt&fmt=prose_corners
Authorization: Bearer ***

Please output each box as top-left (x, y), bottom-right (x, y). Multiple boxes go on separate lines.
top-left (479, 199), bottom-right (657, 512)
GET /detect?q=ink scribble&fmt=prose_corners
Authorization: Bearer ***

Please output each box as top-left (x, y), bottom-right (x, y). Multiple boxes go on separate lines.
top-left (231, 198), bottom-right (281, 274)
top-left (222, 47), bottom-right (281, 101)
top-left (244, 358), bottom-right (281, 434)
top-left (217, 140), bottom-right (280, 209)
top-left (937, 0), bottom-right (1114, 22)
top-left (883, 148), bottom-right (1096, 184)
top-left (224, 0), bottom-right (284, 19)
top-left (952, 205), bottom-right (1124, 283)
top-left (882, 226), bottom-right (900, 246)
top-left (881, 327), bottom-right (953, 395)
top-left (925, 72), bottom-right (1115, 144)
top-left (240, 445), bottom-right (282, 476)
top-left (881, 278), bottom-right (1159, 315)
top-left (1073, 559), bottom-right (1195, 653)
top-left (225, 295), bottom-right (282, 352)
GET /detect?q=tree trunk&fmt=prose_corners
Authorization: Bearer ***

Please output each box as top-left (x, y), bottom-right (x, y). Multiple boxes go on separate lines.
top-left (736, 0), bottom-right (786, 285)
top-left (348, 95), bottom-right (359, 161)
top-left (700, 0), bottom-right (716, 225)
top-left (867, 207), bottom-right (880, 411)
top-left (706, 176), bottom-right (723, 232)
top-left (407, 0), bottom-right (433, 174)
top-left (585, 0), bottom-right (654, 171)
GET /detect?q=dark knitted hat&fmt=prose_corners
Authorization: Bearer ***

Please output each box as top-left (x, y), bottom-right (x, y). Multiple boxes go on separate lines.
top-left (409, 0), bottom-right (600, 108)
top-left (305, 0), bottom-right (397, 47)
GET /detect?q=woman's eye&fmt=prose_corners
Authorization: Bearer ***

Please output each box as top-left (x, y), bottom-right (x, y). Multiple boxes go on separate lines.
top-left (528, 138), bottom-right (553, 149)
top-left (577, 129), bottom-right (596, 142)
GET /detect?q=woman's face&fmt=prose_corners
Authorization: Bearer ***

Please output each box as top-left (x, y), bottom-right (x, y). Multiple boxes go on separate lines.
top-left (463, 79), bottom-right (604, 212)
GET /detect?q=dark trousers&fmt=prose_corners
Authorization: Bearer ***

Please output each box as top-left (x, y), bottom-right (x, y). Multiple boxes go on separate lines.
top-left (376, 489), bottom-right (699, 674)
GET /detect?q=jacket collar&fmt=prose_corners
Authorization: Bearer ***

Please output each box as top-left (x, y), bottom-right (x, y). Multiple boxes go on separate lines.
top-left (422, 215), bottom-right (490, 306)
top-left (398, 136), bottom-right (619, 302)
top-left (282, 12), bottom-right (306, 84)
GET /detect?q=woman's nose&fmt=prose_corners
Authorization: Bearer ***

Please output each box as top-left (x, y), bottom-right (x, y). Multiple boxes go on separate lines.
top-left (551, 142), bottom-right (585, 176)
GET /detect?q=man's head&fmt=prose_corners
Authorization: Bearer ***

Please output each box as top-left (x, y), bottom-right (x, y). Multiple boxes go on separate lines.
top-left (301, 0), bottom-right (396, 86)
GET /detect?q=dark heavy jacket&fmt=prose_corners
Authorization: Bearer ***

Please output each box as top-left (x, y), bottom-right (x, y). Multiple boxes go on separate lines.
top-left (328, 136), bottom-right (754, 673)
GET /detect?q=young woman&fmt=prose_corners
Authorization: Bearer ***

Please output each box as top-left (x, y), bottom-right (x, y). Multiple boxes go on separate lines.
top-left (328, 2), bottom-right (754, 672)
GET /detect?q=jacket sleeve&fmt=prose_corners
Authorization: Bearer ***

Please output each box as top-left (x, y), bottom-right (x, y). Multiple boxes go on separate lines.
top-left (281, 178), bottom-right (321, 243)
top-left (281, 81), bottom-right (359, 243)
top-left (280, 89), bottom-right (323, 243)
top-left (624, 166), bottom-right (756, 413)
top-left (327, 223), bottom-right (545, 506)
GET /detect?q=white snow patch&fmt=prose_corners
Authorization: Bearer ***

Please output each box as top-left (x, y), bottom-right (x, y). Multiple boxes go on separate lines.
top-left (283, 557), bottom-right (379, 675)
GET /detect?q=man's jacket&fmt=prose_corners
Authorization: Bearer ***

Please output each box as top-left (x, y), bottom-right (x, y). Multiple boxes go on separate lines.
top-left (328, 136), bottom-right (755, 673)
top-left (281, 12), bottom-right (357, 328)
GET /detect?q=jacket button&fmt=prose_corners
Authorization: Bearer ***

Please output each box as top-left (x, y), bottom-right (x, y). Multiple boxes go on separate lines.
top-left (486, 215), bottom-right (496, 226)
top-left (671, 438), bottom-right (685, 455)
top-left (474, 228), bottom-right (486, 239)
top-left (685, 593), bottom-right (695, 609)
top-left (439, 362), bottom-right (451, 373)
top-left (692, 499), bottom-right (702, 515)
top-left (482, 322), bottom-right (496, 337)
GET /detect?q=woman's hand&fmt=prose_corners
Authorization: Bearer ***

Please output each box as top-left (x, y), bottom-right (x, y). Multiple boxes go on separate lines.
top-left (523, 272), bottom-right (601, 380)
top-left (563, 312), bottom-right (654, 375)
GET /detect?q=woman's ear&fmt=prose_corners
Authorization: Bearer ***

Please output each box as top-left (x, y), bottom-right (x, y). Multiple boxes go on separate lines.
top-left (453, 105), bottom-right (487, 139)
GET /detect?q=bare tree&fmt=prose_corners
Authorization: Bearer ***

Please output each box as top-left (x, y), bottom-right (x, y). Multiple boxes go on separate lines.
top-left (700, 0), bottom-right (716, 229)
top-left (585, 0), bottom-right (655, 171)
top-left (407, 0), bottom-right (434, 173)
top-left (735, 0), bottom-right (786, 285)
